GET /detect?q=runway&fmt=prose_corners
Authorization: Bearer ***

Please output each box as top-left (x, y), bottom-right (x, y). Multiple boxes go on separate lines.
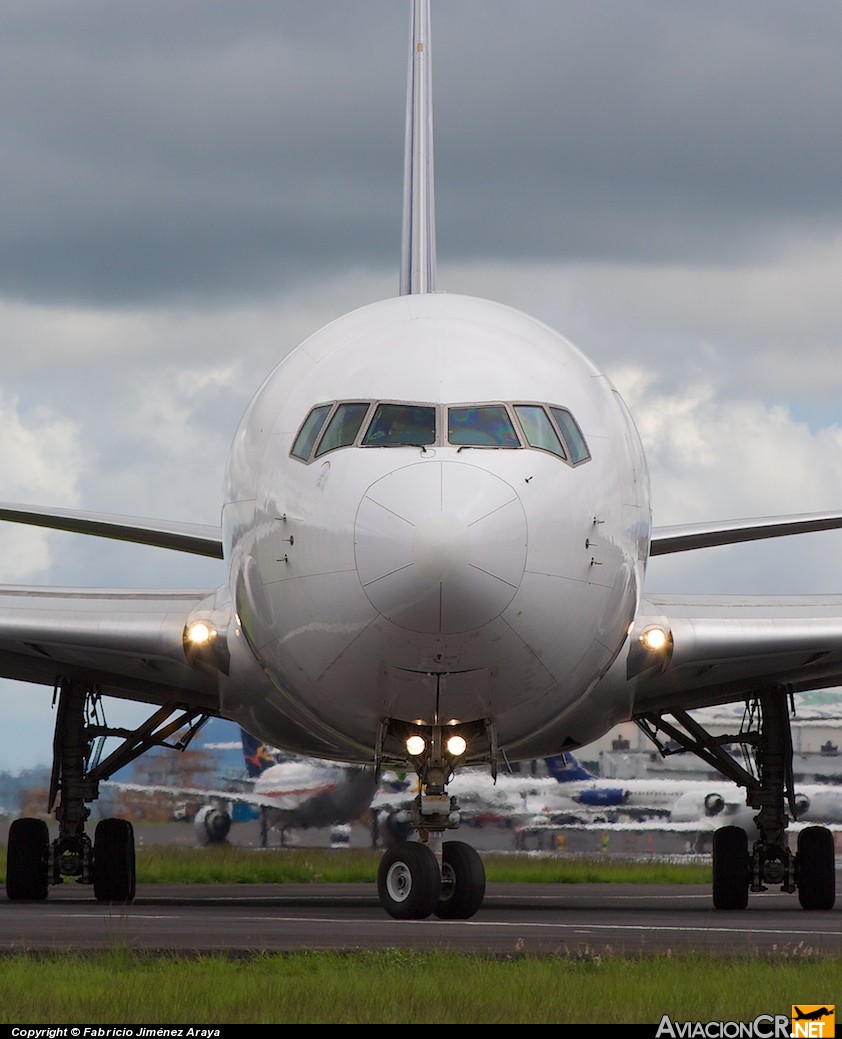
top-left (3, 881), bottom-right (842, 957)
top-left (3, 820), bottom-right (841, 957)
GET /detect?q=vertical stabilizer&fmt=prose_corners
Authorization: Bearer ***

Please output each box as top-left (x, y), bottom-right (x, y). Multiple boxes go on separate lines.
top-left (545, 754), bottom-right (598, 783)
top-left (240, 728), bottom-right (278, 778)
top-left (400, 0), bottom-right (437, 295)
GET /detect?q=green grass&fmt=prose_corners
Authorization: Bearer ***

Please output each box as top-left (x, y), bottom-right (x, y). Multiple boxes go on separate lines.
top-left (5, 843), bottom-right (831, 1025)
top-left (0, 841), bottom-right (713, 885)
top-left (0, 948), bottom-right (836, 1024)
top-left (122, 843), bottom-right (714, 885)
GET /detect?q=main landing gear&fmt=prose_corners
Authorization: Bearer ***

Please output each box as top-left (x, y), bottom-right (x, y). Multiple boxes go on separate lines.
top-left (638, 688), bottom-right (836, 912)
top-left (4, 678), bottom-right (210, 904)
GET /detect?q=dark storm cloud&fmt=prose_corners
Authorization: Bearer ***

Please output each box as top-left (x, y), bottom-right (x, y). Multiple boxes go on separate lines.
top-left (432, 1), bottom-right (842, 265)
top-left (2, 1), bottom-right (842, 308)
top-left (0, 0), bottom-right (407, 305)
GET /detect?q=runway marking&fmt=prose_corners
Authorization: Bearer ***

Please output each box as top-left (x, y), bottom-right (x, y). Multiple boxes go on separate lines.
top-left (485, 894), bottom-right (716, 902)
top-left (61, 913), bottom-right (174, 920)
top-left (178, 914), bottom-right (842, 939)
top-left (469, 922), bottom-right (842, 937)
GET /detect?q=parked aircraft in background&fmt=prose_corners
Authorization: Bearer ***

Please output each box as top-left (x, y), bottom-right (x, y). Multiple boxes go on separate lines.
top-left (544, 753), bottom-right (680, 816)
top-left (516, 752), bottom-right (842, 854)
top-left (377, 757), bottom-right (595, 834)
top-left (112, 733), bottom-right (686, 846)
top-left (667, 779), bottom-right (842, 850)
top-left (3, 0), bottom-right (842, 920)
top-left (106, 726), bottom-right (406, 848)
top-left (544, 752), bottom-right (839, 824)
top-left (109, 730), bottom-right (619, 848)
top-left (238, 731), bottom-right (412, 848)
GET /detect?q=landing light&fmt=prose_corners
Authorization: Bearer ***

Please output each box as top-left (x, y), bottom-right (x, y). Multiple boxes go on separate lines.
top-left (186, 622), bottom-right (215, 645)
top-left (628, 622), bottom-right (673, 678)
top-left (182, 618), bottom-right (230, 674)
top-left (446, 735), bottom-right (467, 757)
top-left (406, 735), bottom-right (426, 757)
top-left (639, 625), bottom-right (668, 651)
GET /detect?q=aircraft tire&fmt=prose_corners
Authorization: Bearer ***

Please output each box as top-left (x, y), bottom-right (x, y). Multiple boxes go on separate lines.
top-left (6, 817), bottom-right (49, 901)
top-left (796, 826), bottom-right (836, 910)
top-left (93, 818), bottom-right (137, 904)
top-left (712, 825), bottom-right (749, 910)
top-left (377, 841), bottom-right (440, 919)
top-left (434, 840), bottom-right (486, 920)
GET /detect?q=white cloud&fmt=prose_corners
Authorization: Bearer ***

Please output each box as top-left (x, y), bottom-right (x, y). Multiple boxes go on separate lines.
top-left (615, 367), bottom-right (842, 522)
top-left (610, 366), bottom-right (842, 595)
top-left (0, 387), bottom-right (83, 580)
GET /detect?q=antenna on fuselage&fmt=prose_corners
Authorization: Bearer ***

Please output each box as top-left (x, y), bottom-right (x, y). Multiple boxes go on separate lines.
top-left (400, 0), bottom-right (437, 296)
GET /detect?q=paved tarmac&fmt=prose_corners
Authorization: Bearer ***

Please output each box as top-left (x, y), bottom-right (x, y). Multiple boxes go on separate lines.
top-left (3, 819), bottom-right (840, 957)
top-left (3, 879), bottom-right (842, 958)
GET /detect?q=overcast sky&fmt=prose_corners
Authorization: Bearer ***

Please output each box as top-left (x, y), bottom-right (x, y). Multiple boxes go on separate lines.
top-left (2, 0), bottom-right (842, 774)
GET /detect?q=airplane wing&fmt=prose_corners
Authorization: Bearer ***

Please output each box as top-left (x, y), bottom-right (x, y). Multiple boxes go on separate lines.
top-left (624, 592), bottom-right (842, 717)
top-left (19, 502), bottom-right (841, 562)
top-left (0, 584), bottom-right (221, 711)
top-left (101, 779), bottom-right (287, 813)
top-left (0, 502), bottom-right (223, 558)
top-left (520, 818), bottom-right (842, 835)
top-left (650, 511), bottom-right (842, 556)
top-left (1, 504), bottom-right (841, 728)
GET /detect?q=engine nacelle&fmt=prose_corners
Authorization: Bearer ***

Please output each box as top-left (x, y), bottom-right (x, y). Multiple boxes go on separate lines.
top-left (194, 805), bottom-right (232, 846)
top-left (703, 793), bottom-right (726, 817)
top-left (793, 793), bottom-right (810, 819)
top-left (377, 810), bottom-right (414, 847)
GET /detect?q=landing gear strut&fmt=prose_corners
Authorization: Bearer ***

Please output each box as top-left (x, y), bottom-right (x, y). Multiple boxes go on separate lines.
top-left (639, 688), bottom-right (836, 911)
top-left (4, 678), bottom-right (210, 903)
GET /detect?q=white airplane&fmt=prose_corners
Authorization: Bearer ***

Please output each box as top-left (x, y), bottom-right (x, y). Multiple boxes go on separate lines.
top-left (531, 755), bottom-right (842, 845)
top-left (669, 781), bottom-right (842, 845)
top-left (228, 728), bottom-right (398, 848)
top-left (103, 727), bottom-right (401, 849)
top-left (376, 758), bottom-right (594, 834)
top-left (542, 753), bottom-right (712, 818)
top-left (2, 0), bottom-right (842, 918)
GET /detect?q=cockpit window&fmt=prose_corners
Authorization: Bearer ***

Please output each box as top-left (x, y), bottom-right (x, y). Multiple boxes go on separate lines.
top-left (315, 402), bottom-right (371, 457)
top-left (550, 406), bottom-right (590, 463)
top-left (290, 399), bottom-right (590, 465)
top-left (291, 404), bottom-right (332, 460)
top-left (513, 404), bottom-right (567, 459)
top-left (447, 405), bottom-right (521, 447)
top-left (361, 403), bottom-right (436, 447)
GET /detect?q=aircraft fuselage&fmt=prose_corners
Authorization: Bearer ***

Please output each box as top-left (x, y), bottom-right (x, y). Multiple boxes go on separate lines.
top-left (221, 293), bottom-right (651, 767)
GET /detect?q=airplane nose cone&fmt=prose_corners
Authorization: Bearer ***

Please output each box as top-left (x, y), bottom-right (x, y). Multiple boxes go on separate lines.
top-left (411, 513), bottom-right (469, 581)
top-left (354, 460), bottom-right (527, 633)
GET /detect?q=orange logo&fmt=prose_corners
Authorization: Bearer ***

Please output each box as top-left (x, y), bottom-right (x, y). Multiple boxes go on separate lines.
top-left (792, 1006), bottom-right (835, 1038)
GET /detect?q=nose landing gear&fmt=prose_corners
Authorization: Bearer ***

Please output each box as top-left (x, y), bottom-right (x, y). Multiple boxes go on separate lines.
top-left (377, 836), bottom-right (487, 920)
top-left (375, 718), bottom-right (487, 920)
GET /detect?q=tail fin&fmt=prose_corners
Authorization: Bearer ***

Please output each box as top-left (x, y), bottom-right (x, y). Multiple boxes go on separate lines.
top-left (545, 753), bottom-right (596, 784)
top-left (240, 728), bottom-right (278, 778)
top-left (400, 0), bottom-right (436, 295)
